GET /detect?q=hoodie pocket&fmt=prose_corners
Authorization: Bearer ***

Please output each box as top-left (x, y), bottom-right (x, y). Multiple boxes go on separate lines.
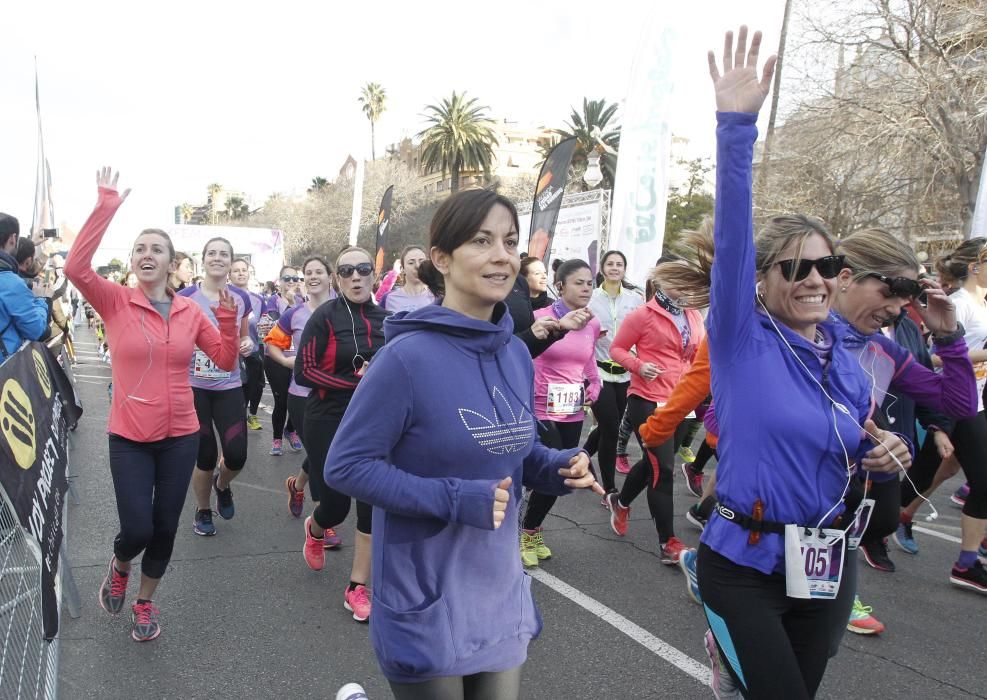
top-left (373, 596), bottom-right (457, 677)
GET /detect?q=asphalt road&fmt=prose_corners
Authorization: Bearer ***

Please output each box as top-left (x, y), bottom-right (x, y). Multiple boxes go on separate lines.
top-left (58, 328), bottom-right (986, 700)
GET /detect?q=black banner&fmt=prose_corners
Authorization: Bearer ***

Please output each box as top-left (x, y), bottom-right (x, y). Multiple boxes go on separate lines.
top-left (374, 185), bottom-right (394, 274)
top-left (0, 343), bottom-right (80, 639)
top-left (528, 137), bottom-right (577, 268)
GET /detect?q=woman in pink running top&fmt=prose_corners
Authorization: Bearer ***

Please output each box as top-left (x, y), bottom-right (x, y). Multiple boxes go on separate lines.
top-left (64, 168), bottom-right (239, 642)
top-left (520, 259), bottom-right (601, 567)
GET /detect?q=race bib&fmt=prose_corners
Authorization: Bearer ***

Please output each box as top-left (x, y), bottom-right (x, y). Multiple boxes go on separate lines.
top-left (546, 383), bottom-right (583, 416)
top-left (193, 349), bottom-right (231, 380)
top-left (785, 525), bottom-right (845, 600)
top-left (845, 498), bottom-right (875, 551)
top-left (256, 316), bottom-right (276, 341)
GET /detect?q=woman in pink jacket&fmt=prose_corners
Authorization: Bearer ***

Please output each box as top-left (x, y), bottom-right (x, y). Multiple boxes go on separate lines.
top-left (520, 259), bottom-right (601, 567)
top-left (604, 270), bottom-right (704, 565)
top-left (64, 168), bottom-right (239, 643)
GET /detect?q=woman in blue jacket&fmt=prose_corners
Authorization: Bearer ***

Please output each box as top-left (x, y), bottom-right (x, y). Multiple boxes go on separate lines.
top-left (698, 27), bottom-right (911, 699)
top-left (324, 189), bottom-right (603, 699)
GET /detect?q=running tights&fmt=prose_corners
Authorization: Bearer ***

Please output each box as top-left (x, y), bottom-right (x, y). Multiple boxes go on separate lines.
top-left (108, 433), bottom-right (199, 579)
top-left (859, 477), bottom-right (901, 545)
top-left (903, 413), bottom-right (987, 519)
top-left (388, 667), bottom-right (521, 700)
top-left (692, 440), bottom-right (717, 475)
top-left (287, 394), bottom-right (311, 476)
top-left (193, 387), bottom-right (247, 471)
top-left (303, 409), bottom-right (372, 534)
top-left (582, 380), bottom-right (629, 492)
top-left (242, 353), bottom-right (265, 415)
top-left (263, 356), bottom-right (295, 440)
top-left (523, 420), bottom-right (584, 530)
top-left (699, 544), bottom-right (832, 700)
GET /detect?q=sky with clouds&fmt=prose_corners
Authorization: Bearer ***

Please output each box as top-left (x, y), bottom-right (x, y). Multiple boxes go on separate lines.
top-left (1, 0), bottom-right (785, 263)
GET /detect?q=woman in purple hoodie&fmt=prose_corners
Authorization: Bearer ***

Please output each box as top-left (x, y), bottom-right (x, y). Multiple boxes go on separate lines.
top-left (325, 189), bottom-right (603, 699)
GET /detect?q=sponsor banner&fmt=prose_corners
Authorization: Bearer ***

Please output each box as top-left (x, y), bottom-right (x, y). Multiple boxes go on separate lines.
top-left (609, 14), bottom-right (680, 288)
top-left (168, 225), bottom-right (285, 284)
top-left (519, 200), bottom-right (602, 283)
top-left (528, 137), bottom-right (578, 268)
top-left (374, 185), bottom-right (394, 274)
top-left (0, 343), bottom-right (76, 639)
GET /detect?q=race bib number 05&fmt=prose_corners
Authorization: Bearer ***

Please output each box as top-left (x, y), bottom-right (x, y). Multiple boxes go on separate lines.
top-left (785, 525), bottom-right (846, 600)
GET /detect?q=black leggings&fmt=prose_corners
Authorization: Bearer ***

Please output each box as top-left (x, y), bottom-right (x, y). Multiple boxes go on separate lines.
top-left (699, 544), bottom-right (832, 700)
top-left (193, 387), bottom-right (247, 472)
top-left (287, 393), bottom-right (311, 476)
top-left (617, 395), bottom-right (685, 543)
top-left (522, 420), bottom-right (584, 530)
top-left (583, 380), bottom-right (629, 492)
top-left (242, 353), bottom-right (265, 415)
top-left (693, 440), bottom-right (717, 474)
top-left (389, 667), bottom-right (521, 700)
top-left (679, 418), bottom-right (700, 449)
top-left (108, 433), bottom-right (199, 579)
top-left (303, 409), bottom-right (372, 534)
top-left (860, 477), bottom-right (901, 545)
top-left (903, 412), bottom-right (987, 519)
top-left (263, 356), bottom-right (295, 440)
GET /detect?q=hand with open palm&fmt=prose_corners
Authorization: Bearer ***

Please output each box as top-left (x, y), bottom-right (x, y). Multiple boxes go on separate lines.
top-left (708, 26), bottom-right (777, 115)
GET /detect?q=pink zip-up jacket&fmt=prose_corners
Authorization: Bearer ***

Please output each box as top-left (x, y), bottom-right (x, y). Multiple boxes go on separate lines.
top-left (65, 187), bottom-right (239, 442)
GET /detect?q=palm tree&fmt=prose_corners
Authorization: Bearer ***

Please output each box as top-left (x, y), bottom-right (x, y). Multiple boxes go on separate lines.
top-left (206, 183), bottom-right (223, 224)
top-left (225, 196), bottom-right (248, 220)
top-left (180, 203), bottom-right (194, 224)
top-left (309, 176), bottom-right (329, 194)
top-left (417, 91), bottom-right (499, 194)
top-left (548, 98), bottom-right (621, 190)
top-left (358, 82), bottom-right (387, 161)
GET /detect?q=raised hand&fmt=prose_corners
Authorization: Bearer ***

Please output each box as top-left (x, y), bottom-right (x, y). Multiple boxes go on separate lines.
top-left (558, 307), bottom-right (593, 332)
top-left (707, 25), bottom-right (777, 115)
top-left (559, 452), bottom-right (606, 495)
top-left (96, 166), bottom-right (131, 201)
top-left (493, 476), bottom-right (512, 529)
top-left (216, 287), bottom-right (236, 312)
top-left (861, 419), bottom-right (912, 473)
top-left (914, 279), bottom-right (957, 336)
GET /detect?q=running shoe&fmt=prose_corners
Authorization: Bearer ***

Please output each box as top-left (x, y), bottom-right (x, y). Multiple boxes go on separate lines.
top-left (286, 431), bottom-right (303, 452)
top-left (344, 584), bottom-right (371, 623)
top-left (246, 414), bottom-right (262, 431)
top-left (285, 476), bottom-right (305, 518)
top-left (660, 537), bottom-right (689, 566)
top-left (97, 558), bottom-right (129, 615)
top-left (193, 508), bottom-right (216, 536)
top-left (615, 454), bottom-right (631, 475)
top-left (531, 528), bottom-right (552, 560)
top-left (950, 560), bottom-right (987, 594)
top-left (861, 538), bottom-right (895, 572)
top-left (520, 531), bottom-right (540, 568)
top-left (681, 462), bottom-right (704, 498)
top-left (951, 483), bottom-right (969, 507)
top-left (892, 522), bottom-right (919, 555)
top-left (704, 628), bottom-right (741, 699)
top-left (846, 597), bottom-right (885, 635)
top-left (678, 446), bottom-right (696, 464)
top-left (213, 473), bottom-right (235, 520)
top-left (679, 548), bottom-right (701, 605)
top-left (130, 601), bottom-right (161, 642)
top-left (686, 503), bottom-right (707, 532)
top-left (323, 528), bottom-right (342, 550)
top-left (605, 492), bottom-right (629, 536)
top-left (303, 516), bottom-right (325, 571)
top-left (270, 439), bottom-right (283, 456)
top-left (600, 488), bottom-right (618, 508)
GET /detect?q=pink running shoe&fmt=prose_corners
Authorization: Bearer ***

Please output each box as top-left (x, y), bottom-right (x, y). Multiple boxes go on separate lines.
top-left (131, 601), bottom-right (161, 642)
top-left (660, 537), bottom-right (689, 566)
top-left (616, 454), bottom-right (631, 474)
top-left (286, 431), bottom-right (303, 452)
top-left (344, 584), bottom-right (371, 623)
top-left (606, 492), bottom-right (629, 536)
top-left (323, 527), bottom-right (342, 550)
top-left (285, 476), bottom-right (305, 518)
top-left (303, 516), bottom-right (325, 571)
top-left (98, 558), bottom-right (129, 615)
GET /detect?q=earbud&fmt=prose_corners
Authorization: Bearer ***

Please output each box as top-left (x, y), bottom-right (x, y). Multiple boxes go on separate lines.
top-left (841, 287), bottom-right (848, 292)
top-left (888, 416), bottom-right (896, 424)
top-left (756, 283), bottom-right (764, 297)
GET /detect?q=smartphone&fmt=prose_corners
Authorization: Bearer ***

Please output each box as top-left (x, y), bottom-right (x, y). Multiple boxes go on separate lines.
top-left (42, 228), bottom-right (58, 238)
top-left (916, 290), bottom-right (929, 308)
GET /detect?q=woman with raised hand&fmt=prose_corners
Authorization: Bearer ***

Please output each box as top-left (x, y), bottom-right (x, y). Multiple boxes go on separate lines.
top-left (179, 237), bottom-right (253, 537)
top-left (294, 246), bottom-right (387, 623)
top-left (64, 168), bottom-right (239, 642)
top-left (324, 189), bottom-right (602, 699)
top-left (381, 245), bottom-right (435, 313)
top-left (261, 266), bottom-right (305, 456)
top-left (697, 27), bottom-right (910, 698)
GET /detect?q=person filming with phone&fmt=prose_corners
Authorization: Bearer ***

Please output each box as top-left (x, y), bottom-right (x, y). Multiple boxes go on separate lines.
top-left (0, 213), bottom-right (52, 360)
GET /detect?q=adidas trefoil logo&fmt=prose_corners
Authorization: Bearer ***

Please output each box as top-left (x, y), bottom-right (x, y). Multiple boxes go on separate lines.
top-left (458, 387), bottom-right (534, 455)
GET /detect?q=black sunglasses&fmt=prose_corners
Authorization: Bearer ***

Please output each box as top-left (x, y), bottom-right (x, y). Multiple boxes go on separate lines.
top-left (865, 272), bottom-right (922, 300)
top-left (337, 262), bottom-right (374, 279)
top-left (772, 255), bottom-right (846, 282)
top-left (281, 275), bottom-right (301, 283)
